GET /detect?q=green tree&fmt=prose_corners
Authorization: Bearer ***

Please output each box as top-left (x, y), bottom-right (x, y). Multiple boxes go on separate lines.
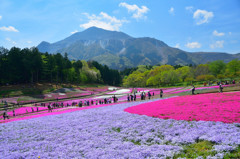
top-left (184, 77), bottom-right (194, 85)
top-left (149, 65), bottom-right (174, 76)
top-left (7, 47), bottom-right (25, 83)
top-left (146, 73), bottom-right (161, 86)
top-left (160, 70), bottom-right (180, 86)
top-left (136, 65), bottom-right (150, 73)
top-left (123, 71), bottom-right (144, 87)
top-left (196, 74), bottom-right (215, 82)
top-left (226, 59), bottom-right (240, 76)
top-left (209, 60), bottom-right (226, 76)
top-left (31, 47), bottom-right (43, 83)
top-left (194, 64), bottom-right (210, 78)
top-left (176, 66), bottom-right (192, 82)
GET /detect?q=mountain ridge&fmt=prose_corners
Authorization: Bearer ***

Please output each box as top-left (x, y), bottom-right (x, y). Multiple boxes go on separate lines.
top-left (37, 27), bottom-right (240, 70)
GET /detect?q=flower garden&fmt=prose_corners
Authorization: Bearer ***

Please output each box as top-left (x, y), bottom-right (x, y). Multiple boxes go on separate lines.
top-left (0, 86), bottom-right (240, 158)
top-left (125, 92), bottom-right (240, 123)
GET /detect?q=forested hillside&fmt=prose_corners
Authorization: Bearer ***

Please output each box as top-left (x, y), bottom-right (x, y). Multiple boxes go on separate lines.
top-left (0, 47), bottom-right (121, 86)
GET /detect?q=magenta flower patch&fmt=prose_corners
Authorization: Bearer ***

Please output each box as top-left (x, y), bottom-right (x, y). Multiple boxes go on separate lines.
top-left (125, 92), bottom-right (240, 123)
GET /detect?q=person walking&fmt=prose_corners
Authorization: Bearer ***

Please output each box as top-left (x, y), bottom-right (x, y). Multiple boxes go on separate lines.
top-left (160, 89), bottom-right (163, 98)
top-left (192, 85), bottom-right (195, 95)
top-left (13, 109), bottom-right (15, 116)
top-left (219, 84), bottom-right (223, 93)
top-left (3, 111), bottom-right (9, 120)
top-left (148, 92), bottom-right (151, 99)
top-left (48, 104), bottom-right (52, 112)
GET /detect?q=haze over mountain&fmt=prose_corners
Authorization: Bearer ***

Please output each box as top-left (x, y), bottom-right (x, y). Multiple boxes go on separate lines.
top-left (37, 27), bottom-right (240, 70)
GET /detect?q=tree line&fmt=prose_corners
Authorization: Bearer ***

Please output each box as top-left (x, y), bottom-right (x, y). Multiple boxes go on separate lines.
top-left (0, 47), bottom-right (121, 86)
top-left (1, 47), bottom-right (240, 87)
top-left (123, 60), bottom-right (240, 87)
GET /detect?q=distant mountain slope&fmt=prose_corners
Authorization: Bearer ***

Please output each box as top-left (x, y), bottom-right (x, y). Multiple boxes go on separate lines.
top-left (37, 27), bottom-right (240, 70)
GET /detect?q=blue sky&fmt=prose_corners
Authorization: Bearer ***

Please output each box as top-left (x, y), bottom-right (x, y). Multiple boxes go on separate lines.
top-left (0, 0), bottom-right (240, 53)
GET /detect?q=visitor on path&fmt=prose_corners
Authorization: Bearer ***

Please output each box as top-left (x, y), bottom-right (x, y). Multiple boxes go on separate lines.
top-left (134, 94), bottom-right (136, 101)
top-left (104, 98), bottom-right (107, 104)
top-left (113, 95), bottom-right (117, 103)
top-left (160, 89), bottom-right (163, 98)
top-left (148, 92), bottom-right (151, 99)
top-left (48, 105), bottom-right (52, 112)
top-left (192, 85), bottom-right (195, 95)
top-left (219, 84), bottom-right (223, 93)
top-left (13, 110), bottom-right (15, 116)
top-left (3, 111), bottom-right (9, 120)
top-left (127, 94), bottom-right (130, 102)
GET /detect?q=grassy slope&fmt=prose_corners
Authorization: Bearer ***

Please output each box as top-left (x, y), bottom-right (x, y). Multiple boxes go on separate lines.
top-left (0, 83), bottom-right (106, 97)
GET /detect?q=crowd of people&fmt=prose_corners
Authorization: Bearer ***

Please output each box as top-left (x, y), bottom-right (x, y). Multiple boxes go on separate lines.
top-left (127, 89), bottom-right (163, 102)
top-left (42, 95), bottom-right (120, 112)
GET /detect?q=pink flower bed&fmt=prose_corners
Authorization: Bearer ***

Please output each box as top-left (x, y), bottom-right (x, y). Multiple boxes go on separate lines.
top-left (1, 102), bottom-right (126, 124)
top-left (0, 107), bottom-right (48, 118)
top-left (125, 92), bottom-right (240, 123)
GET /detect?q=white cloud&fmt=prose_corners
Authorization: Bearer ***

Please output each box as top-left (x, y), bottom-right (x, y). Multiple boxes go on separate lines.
top-left (70, 30), bottom-right (78, 34)
top-left (185, 6), bottom-right (194, 12)
top-left (229, 32), bottom-right (232, 35)
top-left (213, 30), bottom-right (225, 36)
top-left (6, 38), bottom-right (17, 44)
top-left (169, 7), bottom-right (174, 15)
top-left (193, 9), bottom-right (214, 25)
top-left (210, 40), bottom-right (224, 49)
top-left (185, 42), bottom-right (201, 49)
top-left (119, 2), bottom-right (149, 19)
top-left (27, 41), bottom-right (32, 44)
top-left (175, 43), bottom-right (180, 48)
top-left (0, 26), bottom-right (19, 32)
top-left (80, 12), bottom-right (127, 31)
top-left (0, 16), bottom-right (2, 20)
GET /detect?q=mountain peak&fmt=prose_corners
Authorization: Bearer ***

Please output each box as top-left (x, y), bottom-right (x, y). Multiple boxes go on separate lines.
top-left (73, 27), bottom-right (132, 40)
top-left (37, 27), bottom-right (240, 70)
top-left (83, 26), bottom-right (105, 31)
